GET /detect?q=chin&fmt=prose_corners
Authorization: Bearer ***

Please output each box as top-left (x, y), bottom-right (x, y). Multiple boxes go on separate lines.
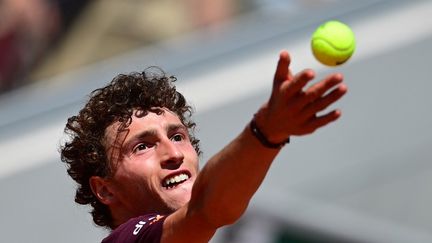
top-left (162, 182), bottom-right (193, 211)
top-left (162, 196), bottom-right (190, 213)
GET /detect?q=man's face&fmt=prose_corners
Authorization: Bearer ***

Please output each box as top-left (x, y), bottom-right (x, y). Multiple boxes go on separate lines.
top-left (103, 108), bottom-right (199, 216)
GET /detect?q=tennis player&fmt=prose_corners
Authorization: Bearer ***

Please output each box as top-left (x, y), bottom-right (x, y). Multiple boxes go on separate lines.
top-left (60, 50), bottom-right (347, 242)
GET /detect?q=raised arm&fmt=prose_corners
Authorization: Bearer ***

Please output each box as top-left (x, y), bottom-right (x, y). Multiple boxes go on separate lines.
top-left (161, 50), bottom-right (348, 243)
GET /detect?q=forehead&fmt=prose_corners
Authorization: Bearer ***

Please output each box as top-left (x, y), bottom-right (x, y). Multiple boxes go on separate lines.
top-left (104, 108), bottom-right (182, 143)
top-left (127, 108), bottom-right (182, 131)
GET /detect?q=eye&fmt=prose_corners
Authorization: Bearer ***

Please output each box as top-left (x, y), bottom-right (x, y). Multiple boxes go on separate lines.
top-left (133, 143), bottom-right (149, 153)
top-left (171, 134), bottom-right (183, 142)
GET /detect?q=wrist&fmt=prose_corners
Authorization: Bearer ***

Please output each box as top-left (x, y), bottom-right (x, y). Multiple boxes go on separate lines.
top-left (249, 115), bottom-right (290, 149)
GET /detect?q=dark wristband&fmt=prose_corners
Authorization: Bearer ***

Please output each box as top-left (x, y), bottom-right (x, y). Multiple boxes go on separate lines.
top-left (249, 117), bottom-right (290, 149)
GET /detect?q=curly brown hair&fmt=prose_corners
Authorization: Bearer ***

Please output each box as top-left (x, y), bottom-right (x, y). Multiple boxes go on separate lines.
top-left (60, 67), bottom-right (200, 228)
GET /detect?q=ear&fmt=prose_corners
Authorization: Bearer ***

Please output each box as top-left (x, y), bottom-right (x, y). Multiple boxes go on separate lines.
top-left (89, 176), bottom-right (115, 205)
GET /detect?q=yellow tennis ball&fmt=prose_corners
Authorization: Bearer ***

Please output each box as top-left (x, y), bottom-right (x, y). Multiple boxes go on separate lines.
top-left (311, 20), bottom-right (356, 66)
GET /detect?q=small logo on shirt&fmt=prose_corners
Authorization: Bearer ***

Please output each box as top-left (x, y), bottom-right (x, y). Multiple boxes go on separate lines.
top-left (149, 215), bottom-right (164, 225)
top-left (133, 215), bottom-right (165, 235)
top-left (133, 221), bottom-right (146, 235)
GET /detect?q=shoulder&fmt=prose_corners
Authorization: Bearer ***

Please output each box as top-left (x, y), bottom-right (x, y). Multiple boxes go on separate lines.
top-left (102, 214), bottom-right (166, 243)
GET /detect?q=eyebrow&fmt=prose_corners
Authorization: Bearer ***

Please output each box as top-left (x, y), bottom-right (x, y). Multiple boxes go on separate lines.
top-left (122, 123), bottom-right (187, 152)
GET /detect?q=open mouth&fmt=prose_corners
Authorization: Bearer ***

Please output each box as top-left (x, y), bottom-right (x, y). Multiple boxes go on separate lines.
top-left (162, 172), bottom-right (190, 189)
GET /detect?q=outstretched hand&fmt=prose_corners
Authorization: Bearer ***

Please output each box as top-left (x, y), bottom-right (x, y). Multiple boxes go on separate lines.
top-left (254, 50), bottom-right (348, 143)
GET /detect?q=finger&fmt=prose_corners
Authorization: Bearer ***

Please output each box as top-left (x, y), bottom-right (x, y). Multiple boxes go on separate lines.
top-left (281, 69), bottom-right (315, 98)
top-left (303, 109), bottom-right (342, 133)
top-left (301, 83), bottom-right (347, 117)
top-left (273, 50), bottom-right (291, 87)
top-left (301, 73), bottom-right (344, 106)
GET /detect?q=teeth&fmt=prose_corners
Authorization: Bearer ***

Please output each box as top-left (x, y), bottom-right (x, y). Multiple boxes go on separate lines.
top-left (164, 173), bottom-right (189, 187)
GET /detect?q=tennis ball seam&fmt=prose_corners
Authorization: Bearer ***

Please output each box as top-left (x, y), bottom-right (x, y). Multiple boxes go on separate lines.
top-left (311, 37), bottom-right (355, 52)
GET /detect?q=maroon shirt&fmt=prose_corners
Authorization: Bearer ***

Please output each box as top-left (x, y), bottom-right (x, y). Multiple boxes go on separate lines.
top-left (102, 214), bottom-right (166, 243)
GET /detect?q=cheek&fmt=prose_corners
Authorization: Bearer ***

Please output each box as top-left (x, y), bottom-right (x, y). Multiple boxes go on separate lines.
top-left (183, 145), bottom-right (199, 167)
top-left (114, 162), bottom-right (159, 192)
top-left (113, 172), bottom-right (161, 206)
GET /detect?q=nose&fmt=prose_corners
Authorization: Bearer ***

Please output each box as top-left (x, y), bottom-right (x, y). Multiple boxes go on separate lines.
top-left (158, 138), bottom-right (184, 169)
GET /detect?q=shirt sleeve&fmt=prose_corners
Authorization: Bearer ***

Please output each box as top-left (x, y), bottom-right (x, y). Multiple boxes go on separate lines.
top-left (102, 214), bottom-right (166, 243)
